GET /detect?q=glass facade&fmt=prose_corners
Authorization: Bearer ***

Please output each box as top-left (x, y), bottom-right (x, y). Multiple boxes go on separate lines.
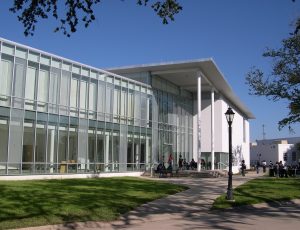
top-left (0, 39), bottom-right (193, 175)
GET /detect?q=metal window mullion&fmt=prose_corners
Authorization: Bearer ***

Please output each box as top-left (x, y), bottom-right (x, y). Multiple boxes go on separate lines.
top-left (16, 51), bottom-right (25, 174)
top-left (66, 116), bottom-right (70, 173)
top-left (33, 110), bottom-right (37, 173)
top-left (94, 124), bottom-right (97, 171)
top-left (55, 66), bottom-right (62, 173)
top-left (45, 114), bottom-right (49, 173)
top-left (119, 125), bottom-right (121, 171)
top-left (103, 122), bottom-right (106, 168)
top-left (44, 62), bottom-right (51, 173)
top-left (86, 120), bottom-right (89, 173)
top-left (87, 72), bottom-right (90, 116)
top-left (78, 71), bottom-right (81, 115)
top-left (18, 110), bottom-right (25, 175)
top-left (86, 76), bottom-right (91, 169)
top-left (77, 74), bottom-right (81, 173)
top-left (57, 67), bottom-right (62, 113)
top-left (139, 126), bottom-right (141, 170)
top-left (20, 57), bottom-right (30, 175)
top-left (4, 114), bottom-right (9, 175)
top-left (95, 78), bottom-right (98, 118)
top-left (5, 50), bottom-right (17, 174)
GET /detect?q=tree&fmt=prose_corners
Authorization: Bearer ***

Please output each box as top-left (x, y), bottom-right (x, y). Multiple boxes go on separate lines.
top-left (9, 0), bottom-right (182, 37)
top-left (245, 29), bottom-right (300, 130)
top-left (294, 17), bottom-right (300, 35)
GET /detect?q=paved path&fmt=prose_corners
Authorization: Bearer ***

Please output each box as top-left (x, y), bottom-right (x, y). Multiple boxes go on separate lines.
top-left (20, 172), bottom-right (300, 230)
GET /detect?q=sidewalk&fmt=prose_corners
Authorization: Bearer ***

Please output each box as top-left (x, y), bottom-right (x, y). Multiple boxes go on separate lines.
top-left (19, 171), bottom-right (300, 230)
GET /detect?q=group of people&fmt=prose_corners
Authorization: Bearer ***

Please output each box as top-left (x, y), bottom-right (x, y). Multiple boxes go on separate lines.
top-left (249, 160), bottom-right (300, 177)
top-left (268, 160), bottom-right (294, 178)
top-left (155, 154), bottom-right (199, 177)
top-left (178, 155), bottom-right (197, 170)
top-left (155, 154), bottom-right (176, 177)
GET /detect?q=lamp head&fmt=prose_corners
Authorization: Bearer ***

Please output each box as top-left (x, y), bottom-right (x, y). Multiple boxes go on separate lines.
top-left (225, 107), bottom-right (235, 124)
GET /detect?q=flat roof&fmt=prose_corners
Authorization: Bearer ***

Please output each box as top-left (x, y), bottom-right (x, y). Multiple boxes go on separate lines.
top-left (108, 59), bottom-right (255, 119)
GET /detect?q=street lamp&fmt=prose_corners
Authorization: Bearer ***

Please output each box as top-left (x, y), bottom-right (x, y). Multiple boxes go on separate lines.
top-left (225, 107), bottom-right (235, 200)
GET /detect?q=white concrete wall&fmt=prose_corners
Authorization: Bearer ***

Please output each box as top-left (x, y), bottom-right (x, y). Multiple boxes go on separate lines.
top-left (200, 96), bottom-right (226, 153)
top-left (192, 94), bottom-right (251, 168)
top-left (201, 98), bottom-right (212, 152)
top-left (278, 144), bottom-right (293, 163)
top-left (219, 99), bottom-right (251, 167)
top-left (214, 98), bottom-right (224, 153)
top-left (250, 142), bottom-right (293, 164)
top-left (220, 100), bottom-right (229, 152)
top-left (243, 120), bottom-right (250, 166)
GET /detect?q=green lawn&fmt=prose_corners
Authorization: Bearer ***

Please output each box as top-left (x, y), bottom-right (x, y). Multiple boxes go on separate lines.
top-left (212, 177), bottom-right (300, 209)
top-left (0, 177), bottom-right (187, 229)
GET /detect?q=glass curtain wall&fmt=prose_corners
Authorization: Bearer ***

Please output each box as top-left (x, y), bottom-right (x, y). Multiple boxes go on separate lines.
top-left (151, 76), bottom-right (193, 169)
top-left (8, 109), bottom-right (24, 174)
top-left (1, 39), bottom-right (197, 175)
top-left (0, 112), bottom-right (9, 174)
top-left (47, 114), bottom-right (58, 173)
top-left (96, 124), bottom-right (104, 171)
top-left (35, 113), bottom-right (47, 173)
top-left (88, 123), bottom-right (96, 172)
top-left (0, 54), bottom-right (13, 107)
top-left (22, 114), bottom-right (35, 174)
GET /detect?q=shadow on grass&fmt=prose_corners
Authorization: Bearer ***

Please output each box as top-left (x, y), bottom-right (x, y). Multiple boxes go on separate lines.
top-left (2, 176), bottom-right (300, 230)
top-left (106, 177), bottom-right (300, 230)
top-left (213, 177), bottom-right (300, 209)
top-left (0, 177), bottom-right (187, 229)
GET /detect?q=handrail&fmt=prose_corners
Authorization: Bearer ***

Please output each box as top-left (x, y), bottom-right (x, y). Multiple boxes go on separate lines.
top-left (217, 162), bottom-right (228, 170)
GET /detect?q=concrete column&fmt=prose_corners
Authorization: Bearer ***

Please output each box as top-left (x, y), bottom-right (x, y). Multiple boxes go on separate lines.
top-left (146, 136), bottom-right (150, 170)
top-left (197, 73), bottom-right (202, 172)
top-left (193, 100), bottom-right (198, 163)
top-left (105, 133), bottom-right (110, 172)
top-left (49, 129), bottom-right (55, 173)
top-left (211, 89), bottom-right (215, 170)
top-left (135, 143), bottom-right (139, 169)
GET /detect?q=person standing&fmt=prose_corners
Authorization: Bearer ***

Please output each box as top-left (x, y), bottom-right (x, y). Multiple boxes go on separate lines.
top-left (269, 160), bottom-right (274, 176)
top-left (178, 154), bottom-right (183, 170)
top-left (168, 153), bottom-right (173, 167)
top-left (262, 160), bottom-right (267, 173)
top-left (279, 161), bottom-right (284, 177)
top-left (241, 160), bottom-right (246, 176)
top-left (276, 161), bottom-right (280, 178)
top-left (256, 160), bottom-right (260, 174)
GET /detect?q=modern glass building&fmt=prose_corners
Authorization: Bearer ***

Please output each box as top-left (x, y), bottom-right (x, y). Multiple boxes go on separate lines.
top-left (0, 38), bottom-right (195, 175)
top-left (0, 37), bottom-right (254, 176)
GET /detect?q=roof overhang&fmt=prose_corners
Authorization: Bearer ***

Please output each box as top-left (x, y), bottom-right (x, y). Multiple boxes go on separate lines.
top-left (107, 59), bottom-right (255, 119)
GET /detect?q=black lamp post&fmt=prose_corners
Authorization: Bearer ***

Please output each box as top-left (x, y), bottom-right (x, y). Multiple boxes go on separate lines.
top-left (225, 107), bottom-right (235, 200)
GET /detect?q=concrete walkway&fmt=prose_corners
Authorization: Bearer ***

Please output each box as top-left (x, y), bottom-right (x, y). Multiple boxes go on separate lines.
top-left (19, 172), bottom-right (300, 230)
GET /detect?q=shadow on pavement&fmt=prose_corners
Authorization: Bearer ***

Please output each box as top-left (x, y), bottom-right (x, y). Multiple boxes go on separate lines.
top-left (18, 172), bottom-right (300, 230)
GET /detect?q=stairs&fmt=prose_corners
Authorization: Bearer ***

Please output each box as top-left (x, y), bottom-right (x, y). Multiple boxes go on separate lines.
top-left (188, 170), bottom-right (227, 178)
top-left (142, 170), bottom-right (227, 178)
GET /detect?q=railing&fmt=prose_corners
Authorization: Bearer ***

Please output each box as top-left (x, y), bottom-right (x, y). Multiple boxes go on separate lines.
top-left (217, 162), bottom-right (228, 170)
top-left (0, 162), bottom-right (152, 175)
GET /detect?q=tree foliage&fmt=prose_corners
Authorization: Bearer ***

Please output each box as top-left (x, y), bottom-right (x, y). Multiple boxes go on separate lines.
top-left (246, 32), bottom-right (300, 130)
top-left (294, 17), bottom-right (300, 35)
top-left (9, 0), bottom-right (183, 37)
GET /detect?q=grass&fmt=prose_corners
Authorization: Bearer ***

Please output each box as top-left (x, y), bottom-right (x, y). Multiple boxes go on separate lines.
top-left (0, 177), bottom-right (187, 229)
top-left (212, 177), bottom-right (300, 209)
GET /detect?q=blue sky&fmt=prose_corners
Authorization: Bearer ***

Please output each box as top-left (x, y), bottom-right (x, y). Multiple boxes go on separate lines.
top-left (0, 0), bottom-right (299, 141)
